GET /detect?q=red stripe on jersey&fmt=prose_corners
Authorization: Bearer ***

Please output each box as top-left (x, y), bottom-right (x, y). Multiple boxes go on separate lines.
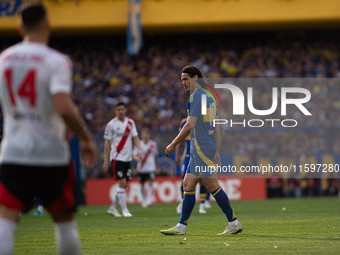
top-left (114, 119), bottom-right (133, 159)
top-left (140, 143), bottom-right (155, 170)
top-left (111, 119), bottom-right (133, 179)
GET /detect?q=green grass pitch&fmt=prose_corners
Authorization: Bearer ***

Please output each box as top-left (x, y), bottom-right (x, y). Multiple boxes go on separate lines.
top-left (15, 197), bottom-right (340, 254)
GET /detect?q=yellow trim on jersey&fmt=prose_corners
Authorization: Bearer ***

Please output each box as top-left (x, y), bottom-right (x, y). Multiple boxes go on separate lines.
top-left (193, 129), bottom-right (215, 168)
top-left (212, 187), bottom-right (222, 197)
top-left (186, 111), bottom-right (190, 140)
top-left (189, 88), bottom-right (199, 103)
top-left (190, 94), bottom-right (193, 103)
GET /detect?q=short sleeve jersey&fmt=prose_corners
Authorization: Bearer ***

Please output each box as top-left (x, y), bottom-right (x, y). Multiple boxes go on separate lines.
top-left (187, 88), bottom-right (217, 155)
top-left (104, 117), bottom-right (138, 162)
top-left (0, 42), bottom-right (71, 165)
top-left (136, 140), bottom-right (158, 173)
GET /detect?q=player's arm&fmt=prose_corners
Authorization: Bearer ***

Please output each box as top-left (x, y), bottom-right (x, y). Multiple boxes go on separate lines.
top-left (175, 119), bottom-right (186, 165)
top-left (214, 115), bottom-right (222, 166)
top-left (132, 146), bottom-right (140, 161)
top-left (133, 135), bottom-right (142, 161)
top-left (53, 93), bottom-right (97, 167)
top-left (165, 116), bottom-right (196, 157)
top-left (103, 139), bottom-right (111, 172)
top-left (175, 140), bottom-right (184, 166)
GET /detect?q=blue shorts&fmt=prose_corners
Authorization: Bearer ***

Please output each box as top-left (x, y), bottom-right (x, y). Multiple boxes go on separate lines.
top-left (186, 152), bottom-right (216, 178)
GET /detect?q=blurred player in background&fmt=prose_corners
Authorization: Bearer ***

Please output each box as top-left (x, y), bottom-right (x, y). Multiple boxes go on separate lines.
top-left (134, 128), bottom-right (158, 208)
top-left (0, 3), bottom-right (97, 255)
top-left (175, 118), bottom-right (210, 214)
top-left (33, 198), bottom-right (44, 216)
top-left (161, 65), bottom-right (242, 236)
top-left (103, 102), bottom-right (141, 217)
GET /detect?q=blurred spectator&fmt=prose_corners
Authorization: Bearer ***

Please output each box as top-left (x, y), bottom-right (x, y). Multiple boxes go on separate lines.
top-left (267, 175), bottom-right (283, 198)
top-left (302, 178), bottom-right (319, 197)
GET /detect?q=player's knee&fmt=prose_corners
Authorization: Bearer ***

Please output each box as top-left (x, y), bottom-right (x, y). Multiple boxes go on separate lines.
top-left (0, 207), bottom-right (20, 223)
top-left (183, 181), bottom-right (195, 191)
top-left (202, 179), bottom-right (220, 193)
top-left (118, 179), bottom-right (127, 188)
top-left (206, 186), bottom-right (215, 193)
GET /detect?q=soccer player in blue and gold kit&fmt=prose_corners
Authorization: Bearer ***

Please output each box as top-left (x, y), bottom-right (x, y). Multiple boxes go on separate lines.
top-left (175, 118), bottom-right (209, 214)
top-left (161, 65), bottom-right (242, 236)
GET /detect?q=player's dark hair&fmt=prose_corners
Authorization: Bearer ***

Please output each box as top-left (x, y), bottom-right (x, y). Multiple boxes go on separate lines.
top-left (116, 102), bottom-right (127, 108)
top-left (182, 65), bottom-right (205, 85)
top-left (19, 3), bottom-right (47, 31)
top-left (182, 65), bottom-right (204, 78)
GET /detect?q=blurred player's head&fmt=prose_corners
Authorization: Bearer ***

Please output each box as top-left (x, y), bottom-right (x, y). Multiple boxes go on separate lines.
top-left (115, 102), bottom-right (127, 120)
top-left (141, 128), bottom-right (151, 142)
top-left (18, 3), bottom-right (50, 42)
top-left (181, 65), bottom-right (204, 92)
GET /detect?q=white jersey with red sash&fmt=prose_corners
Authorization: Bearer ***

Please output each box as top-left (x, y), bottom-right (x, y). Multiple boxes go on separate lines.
top-left (0, 42), bottom-right (71, 165)
top-left (136, 140), bottom-right (158, 173)
top-left (104, 117), bottom-right (138, 162)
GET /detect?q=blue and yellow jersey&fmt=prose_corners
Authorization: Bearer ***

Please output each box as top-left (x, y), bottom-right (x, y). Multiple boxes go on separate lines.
top-left (187, 88), bottom-right (216, 156)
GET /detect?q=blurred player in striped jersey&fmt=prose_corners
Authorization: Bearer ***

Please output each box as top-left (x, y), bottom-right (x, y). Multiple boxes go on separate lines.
top-left (134, 128), bottom-right (158, 208)
top-left (0, 3), bottom-right (97, 254)
top-left (103, 102), bottom-right (142, 217)
top-left (175, 118), bottom-right (210, 214)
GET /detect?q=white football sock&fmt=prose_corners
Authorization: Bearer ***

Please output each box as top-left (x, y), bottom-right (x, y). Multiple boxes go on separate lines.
top-left (0, 218), bottom-right (17, 255)
top-left (110, 190), bottom-right (120, 209)
top-left (117, 187), bottom-right (128, 212)
top-left (229, 219), bottom-right (239, 227)
top-left (141, 185), bottom-right (145, 201)
top-left (55, 220), bottom-right (81, 255)
top-left (175, 223), bottom-right (186, 231)
top-left (147, 185), bottom-right (153, 205)
top-left (199, 203), bottom-right (205, 210)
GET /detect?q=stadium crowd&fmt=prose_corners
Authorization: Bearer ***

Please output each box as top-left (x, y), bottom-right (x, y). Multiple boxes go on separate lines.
top-left (1, 33), bottom-right (339, 196)
top-left (64, 35), bottom-right (340, 163)
top-left (58, 35), bottom-right (340, 137)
